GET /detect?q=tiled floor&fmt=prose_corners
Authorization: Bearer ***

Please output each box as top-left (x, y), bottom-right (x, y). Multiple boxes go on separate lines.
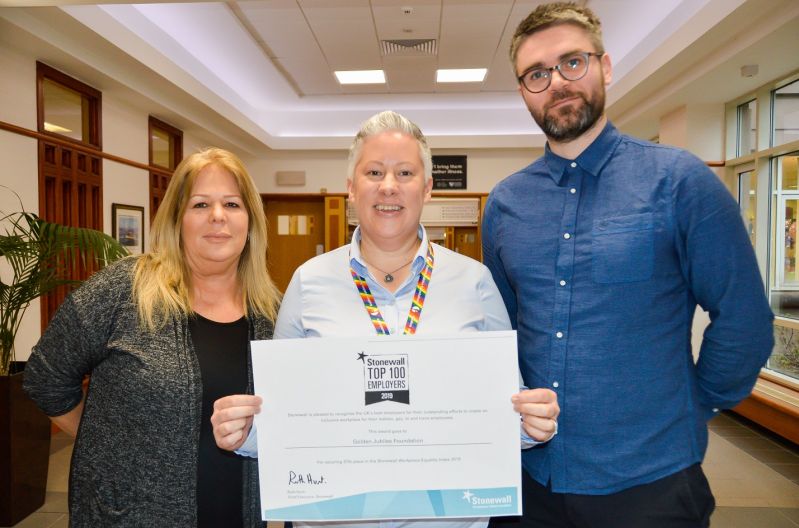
top-left (705, 412), bottom-right (799, 526)
top-left (10, 412), bottom-right (799, 527)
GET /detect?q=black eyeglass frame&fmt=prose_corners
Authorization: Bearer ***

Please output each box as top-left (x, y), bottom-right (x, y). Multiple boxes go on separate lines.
top-left (517, 52), bottom-right (605, 94)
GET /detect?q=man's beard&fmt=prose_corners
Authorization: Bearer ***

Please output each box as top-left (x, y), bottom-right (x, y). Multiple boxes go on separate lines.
top-left (530, 85), bottom-right (605, 142)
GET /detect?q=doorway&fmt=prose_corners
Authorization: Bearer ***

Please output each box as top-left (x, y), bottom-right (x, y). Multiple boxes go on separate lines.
top-left (263, 195), bottom-right (325, 293)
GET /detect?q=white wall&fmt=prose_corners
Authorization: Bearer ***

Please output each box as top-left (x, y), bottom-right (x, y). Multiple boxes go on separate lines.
top-left (0, 129), bottom-right (41, 366)
top-left (659, 104), bottom-right (725, 161)
top-left (102, 160), bottom-right (150, 252)
top-left (1, 42), bottom-right (41, 364)
top-left (101, 95), bottom-right (151, 252)
top-left (245, 147), bottom-right (542, 194)
top-left (0, 36), bottom-right (38, 212)
top-left (184, 134), bottom-right (214, 158)
top-left (659, 106), bottom-right (688, 152)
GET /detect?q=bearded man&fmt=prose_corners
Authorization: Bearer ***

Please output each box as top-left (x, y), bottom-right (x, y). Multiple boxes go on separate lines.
top-left (482, 3), bottom-right (774, 528)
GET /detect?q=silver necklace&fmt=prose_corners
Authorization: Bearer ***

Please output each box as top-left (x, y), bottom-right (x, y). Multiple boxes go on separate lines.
top-left (364, 257), bottom-right (415, 283)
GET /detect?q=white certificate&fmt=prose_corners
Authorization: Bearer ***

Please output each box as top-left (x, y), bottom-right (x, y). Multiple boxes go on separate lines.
top-left (251, 331), bottom-right (521, 521)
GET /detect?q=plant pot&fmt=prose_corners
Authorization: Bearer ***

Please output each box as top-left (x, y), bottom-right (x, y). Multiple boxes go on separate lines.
top-left (0, 363), bottom-right (52, 526)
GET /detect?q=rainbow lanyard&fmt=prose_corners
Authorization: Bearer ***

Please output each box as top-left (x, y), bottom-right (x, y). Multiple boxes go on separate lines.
top-left (350, 243), bottom-right (435, 335)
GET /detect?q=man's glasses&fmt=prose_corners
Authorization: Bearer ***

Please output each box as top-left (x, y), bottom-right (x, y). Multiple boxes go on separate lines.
top-left (517, 52), bottom-right (604, 94)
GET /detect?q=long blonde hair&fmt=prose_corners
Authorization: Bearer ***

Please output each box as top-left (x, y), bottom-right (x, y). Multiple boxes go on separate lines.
top-left (133, 148), bottom-right (280, 330)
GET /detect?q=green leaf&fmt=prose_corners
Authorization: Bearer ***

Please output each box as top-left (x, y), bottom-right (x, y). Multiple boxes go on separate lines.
top-left (0, 206), bottom-right (129, 375)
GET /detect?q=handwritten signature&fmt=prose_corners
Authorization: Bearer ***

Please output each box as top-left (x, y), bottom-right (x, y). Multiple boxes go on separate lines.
top-left (288, 471), bottom-right (327, 485)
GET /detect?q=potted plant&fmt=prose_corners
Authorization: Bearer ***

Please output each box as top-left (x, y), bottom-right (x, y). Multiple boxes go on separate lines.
top-left (0, 198), bottom-right (128, 526)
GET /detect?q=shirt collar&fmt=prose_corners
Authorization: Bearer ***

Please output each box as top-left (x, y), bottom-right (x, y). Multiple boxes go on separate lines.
top-left (350, 225), bottom-right (429, 279)
top-left (543, 120), bottom-right (622, 185)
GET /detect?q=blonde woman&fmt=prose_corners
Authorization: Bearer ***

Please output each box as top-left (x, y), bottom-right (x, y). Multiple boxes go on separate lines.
top-left (24, 148), bottom-right (280, 527)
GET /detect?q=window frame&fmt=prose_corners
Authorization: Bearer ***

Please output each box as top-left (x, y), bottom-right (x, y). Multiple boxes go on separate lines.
top-left (36, 61), bottom-right (102, 149)
top-left (771, 78), bottom-right (799, 149)
top-left (147, 116), bottom-right (183, 221)
top-left (726, 70), bottom-right (799, 390)
top-left (148, 116), bottom-right (183, 171)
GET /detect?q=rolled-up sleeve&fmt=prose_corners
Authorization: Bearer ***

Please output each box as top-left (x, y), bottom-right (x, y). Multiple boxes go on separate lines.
top-left (23, 268), bottom-right (121, 417)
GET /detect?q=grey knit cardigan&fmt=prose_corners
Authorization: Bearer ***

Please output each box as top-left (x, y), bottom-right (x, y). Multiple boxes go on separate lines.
top-left (24, 257), bottom-right (271, 527)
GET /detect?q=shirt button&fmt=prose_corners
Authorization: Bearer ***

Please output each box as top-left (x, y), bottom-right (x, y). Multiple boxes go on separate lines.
top-left (559, 280), bottom-right (566, 286)
top-left (570, 162), bottom-right (577, 168)
top-left (570, 188), bottom-right (577, 194)
top-left (555, 331), bottom-right (563, 338)
top-left (563, 233), bottom-right (571, 240)
top-left (553, 381), bottom-right (560, 388)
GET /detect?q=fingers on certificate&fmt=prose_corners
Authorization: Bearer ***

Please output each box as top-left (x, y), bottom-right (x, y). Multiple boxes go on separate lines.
top-left (512, 388), bottom-right (559, 442)
top-left (212, 394), bottom-right (262, 451)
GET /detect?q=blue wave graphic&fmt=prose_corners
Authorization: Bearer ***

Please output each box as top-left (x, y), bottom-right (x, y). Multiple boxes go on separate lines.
top-left (264, 487), bottom-right (519, 520)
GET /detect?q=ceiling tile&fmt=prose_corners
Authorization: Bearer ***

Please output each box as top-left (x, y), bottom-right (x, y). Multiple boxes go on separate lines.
top-left (384, 55), bottom-right (437, 92)
top-left (301, 1), bottom-right (382, 69)
top-left (372, 0), bottom-right (441, 41)
top-left (238, 1), bottom-right (320, 60)
top-left (276, 57), bottom-right (342, 95)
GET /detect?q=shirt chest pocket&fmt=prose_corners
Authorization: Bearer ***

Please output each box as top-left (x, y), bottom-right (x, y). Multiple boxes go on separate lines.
top-left (592, 212), bottom-right (654, 284)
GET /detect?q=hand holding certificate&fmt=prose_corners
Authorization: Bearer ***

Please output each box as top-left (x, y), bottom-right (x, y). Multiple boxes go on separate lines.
top-left (251, 331), bottom-right (522, 521)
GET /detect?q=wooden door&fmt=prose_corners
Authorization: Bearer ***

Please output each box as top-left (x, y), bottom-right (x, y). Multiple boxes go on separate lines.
top-left (453, 226), bottom-right (480, 261)
top-left (38, 141), bottom-right (103, 327)
top-left (263, 196), bottom-right (325, 293)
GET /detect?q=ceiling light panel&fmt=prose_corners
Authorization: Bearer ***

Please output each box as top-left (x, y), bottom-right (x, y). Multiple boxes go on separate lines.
top-left (335, 70), bottom-right (387, 84)
top-left (436, 68), bottom-right (487, 83)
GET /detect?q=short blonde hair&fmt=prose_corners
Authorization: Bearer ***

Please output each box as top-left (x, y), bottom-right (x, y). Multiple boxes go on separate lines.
top-left (133, 147), bottom-right (280, 330)
top-left (347, 110), bottom-right (432, 182)
top-left (510, 2), bottom-right (604, 67)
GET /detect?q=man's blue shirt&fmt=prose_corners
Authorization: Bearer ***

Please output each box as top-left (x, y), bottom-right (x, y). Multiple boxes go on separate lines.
top-left (482, 122), bottom-right (774, 494)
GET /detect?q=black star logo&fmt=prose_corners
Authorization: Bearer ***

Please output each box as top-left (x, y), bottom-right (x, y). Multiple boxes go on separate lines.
top-left (357, 352), bottom-right (368, 363)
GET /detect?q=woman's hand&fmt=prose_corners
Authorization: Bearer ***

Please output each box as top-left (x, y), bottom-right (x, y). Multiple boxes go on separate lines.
top-left (513, 388), bottom-right (559, 442)
top-left (211, 394), bottom-right (262, 451)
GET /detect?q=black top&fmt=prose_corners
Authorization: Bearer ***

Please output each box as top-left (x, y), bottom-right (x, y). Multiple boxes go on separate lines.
top-left (190, 313), bottom-right (249, 528)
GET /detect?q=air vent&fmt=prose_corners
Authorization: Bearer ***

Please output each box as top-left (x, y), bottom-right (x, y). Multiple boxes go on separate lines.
top-left (381, 39), bottom-right (437, 56)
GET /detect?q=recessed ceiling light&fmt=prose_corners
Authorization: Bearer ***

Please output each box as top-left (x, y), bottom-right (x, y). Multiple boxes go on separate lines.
top-left (436, 68), bottom-right (487, 83)
top-left (334, 70), bottom-right (386, 85)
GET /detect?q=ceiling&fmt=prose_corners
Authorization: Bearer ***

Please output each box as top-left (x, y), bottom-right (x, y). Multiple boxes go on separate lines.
top-left (1, 0), bottom-right (798, 154)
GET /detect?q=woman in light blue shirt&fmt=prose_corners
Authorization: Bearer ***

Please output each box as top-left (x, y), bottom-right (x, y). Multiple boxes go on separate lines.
top-left (211, 111), bottom-right (559, 528)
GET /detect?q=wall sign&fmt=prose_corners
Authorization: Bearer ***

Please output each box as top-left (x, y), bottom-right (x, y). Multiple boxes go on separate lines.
top-left (432, 155), bottom-right (467, 190)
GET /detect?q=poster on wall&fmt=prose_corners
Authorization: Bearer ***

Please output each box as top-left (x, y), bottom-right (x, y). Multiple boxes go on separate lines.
top-left (112, 203), bottom-right (145, 255)
top-left (432, 155), bottom-right (467, 190)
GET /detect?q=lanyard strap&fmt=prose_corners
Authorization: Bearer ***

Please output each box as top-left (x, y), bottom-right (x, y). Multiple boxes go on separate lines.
top-left (350, 243), bottom-right (435, 335)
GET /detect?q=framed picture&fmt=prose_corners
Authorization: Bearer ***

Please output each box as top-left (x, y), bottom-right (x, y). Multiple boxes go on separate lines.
top-left (112, 203), bottom-right (145, 255)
